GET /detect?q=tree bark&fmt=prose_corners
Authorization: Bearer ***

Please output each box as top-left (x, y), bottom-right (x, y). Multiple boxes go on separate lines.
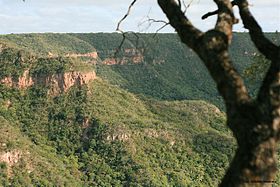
top-left (157, 0), bottom-right (280, 186)
top-left (221, 102), bottom-right (278, 186)
top-left (221, 138), bottom-right (277, 187)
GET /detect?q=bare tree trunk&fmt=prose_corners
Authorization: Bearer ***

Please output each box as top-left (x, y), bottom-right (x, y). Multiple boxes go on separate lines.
top-left (221, 105), bottom-right (278, 186)
top-left (221, 139), bottom-right (277, 186)
top-left (156, 0), bottom-right (280, 186)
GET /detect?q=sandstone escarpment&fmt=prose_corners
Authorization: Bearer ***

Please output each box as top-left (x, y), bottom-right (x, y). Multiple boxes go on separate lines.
top-left (65, 51), bottom-right (98, 59)
top-left (101, 48), bottom-right (144, 65)
top-left (0, 70), bottom-right (34, 88)
top-left (47, 71), bottom-right (96, 94)
top-left (48, 48), bottom-right (146, 65)
top-left (0, 70), bottom-right (96, 93)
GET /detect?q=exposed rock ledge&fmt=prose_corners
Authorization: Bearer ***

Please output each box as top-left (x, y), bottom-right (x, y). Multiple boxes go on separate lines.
top-left (0, 150), bottom-right (22, 176)
top-left (0, 70), bottom-right (96, 93)
top-left (0, 150), bottom-right (22, 168)
top-left (48, 51), bottom-right (98, 59)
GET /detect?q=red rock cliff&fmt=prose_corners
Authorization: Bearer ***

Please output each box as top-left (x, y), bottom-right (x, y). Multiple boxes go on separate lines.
top-left (1, 70), bottom-right (96, 94)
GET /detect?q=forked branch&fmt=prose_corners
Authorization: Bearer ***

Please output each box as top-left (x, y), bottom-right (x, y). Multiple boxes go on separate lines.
top-left (214, 0), bottom-right (236, 43)
top-left (201, 1), bottom-right (237, 20)
top-left (236, 0), bottom-right (279, 116)
top-left (157, 0), bottom-right (203, 51)
top-left (158, 0), bottom-right (250, 106)
top-left (236, 0), bottom-right (278, 60)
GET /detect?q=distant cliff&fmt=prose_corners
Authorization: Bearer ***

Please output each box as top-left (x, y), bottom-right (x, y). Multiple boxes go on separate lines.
top-left (1, 69), bottom-right (96, 94)
top-left (0, 44), bottom-right (96, 94)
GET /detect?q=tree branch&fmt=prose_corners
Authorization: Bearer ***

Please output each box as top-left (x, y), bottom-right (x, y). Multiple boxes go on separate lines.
top-left (154, 22), bottom-right (170, 37)
top-left (116, 0), bottom-right (138, 32)
top-left (236, 0), bottom-right (280, 119)
top-left (157, 0), bottom-right (203, 51)
top-left (202, 10), bottom-right (218, 20)
top-left (180, 0), bottom-right (195, 14)
top-left (201, 1), bottom-right (237, 20)
top-left (158, 0), bottom-right (250, 106)
top-left (235, 0), bottom-right (278, 60)
top-left (198, 30), bottom-right (250, 107)
top-left (214, 0), bottom-right (236, 43)
top-left (138, 16), bottom-right (170, 33)
top-left (257, 59), bottom-right (280, 99)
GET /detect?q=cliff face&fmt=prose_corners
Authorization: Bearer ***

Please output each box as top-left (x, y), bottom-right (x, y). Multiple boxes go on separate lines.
top-left (48, 49), bottom-right (145, 65)
top-left (101, 48), bottom-right (144, 65)
top-left (0, 70), bottom-right (34, 88)
top-left (46, 71), bottom-right (96, 94)
top-left (0, 70), bottom-right (96, 93)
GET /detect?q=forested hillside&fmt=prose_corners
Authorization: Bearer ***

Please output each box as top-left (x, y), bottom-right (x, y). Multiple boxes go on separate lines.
top-left (0, 32), bottom-right (279, 186)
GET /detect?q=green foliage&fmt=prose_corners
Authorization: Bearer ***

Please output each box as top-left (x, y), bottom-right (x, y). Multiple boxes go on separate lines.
top-left (84, 80), bottom-right (235, 186)
top-left (0, 163), bottom-right (9, 186)
top-left (74, 33), bottom-right (224, 108)
top-left (0, 78), bottom-right (234, 186)
top-left (1, 32), bottom-right (279, 186)
top-left (0, 47), bottom-right (30, 79)
top-left (243, 54), bottom-right (271, 97)
top-left (0, 33), bottom-right (96, 56)
top-left (244, 55), bottom-right (270, 79)
top-left (193, 131), bottom-right (235, 184)
top-left (2, 32), bottom-right (277, 109)
top-left (30, 57), bottom-right (68, 76)
top-left (79, 120), bottom-right (140, 186)
top-left (0, 116), bottom-right (83, 186)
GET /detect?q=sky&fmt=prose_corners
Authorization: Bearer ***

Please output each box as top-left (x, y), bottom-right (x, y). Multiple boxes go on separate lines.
top-left (0, 0), bottom-right (279, 34)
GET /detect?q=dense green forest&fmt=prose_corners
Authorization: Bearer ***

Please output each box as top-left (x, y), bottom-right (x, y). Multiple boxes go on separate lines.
top-left (0, 32), bottom-right (279, 186)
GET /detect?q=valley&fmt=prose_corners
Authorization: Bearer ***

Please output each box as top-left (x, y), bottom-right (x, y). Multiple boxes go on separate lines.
top-left (0, 32), bottom-right (279, 186)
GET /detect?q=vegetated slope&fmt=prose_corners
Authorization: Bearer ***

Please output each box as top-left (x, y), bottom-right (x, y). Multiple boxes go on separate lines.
top-left (2, 32), bottom-right (278, 108)
top-left (0, 32), bottom-right (279, 186)
top-left (73, 32), bottom-right (279, 107)
top-left (0, 75), bottom-right (236, 186)
top-left (0, 116), bottom-right (83, 186)
top-left (2, 79), bottom-right (279, 186)
top-left (0, 33), bottom-right (96, 56)
top-left (86, 79), bottom-right (236, 186)
top-left (0, 44), bottom-right (96, 91)
top-left (0, 45), bottom-right (236, 185)
top-left (74, 33), bottom-right (222, 106)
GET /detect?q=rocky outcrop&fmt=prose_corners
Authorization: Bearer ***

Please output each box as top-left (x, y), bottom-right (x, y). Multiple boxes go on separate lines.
top-left (0, 70), bottom-right (96, 93)
top-left (0, 149), bottom-right (33, 177)
top-left (106, 133), bottom-right (131, 142)
top-left (102, 58), bottom-right (120, 65)
top-left (48, 51), bottom-right (98, 59)
top-left (102, 48), bottom-right (144, 65)
top-left (46, 71), bottom-right (96, 94)
top-left (144, 128), bottom-right (176, 146)
top-left (0, 150), bottom-right (22, 176)
top-left (65, 51), bottom-right (98, 59)
top-left (18, 70), bottom-right (34, 88)
top-left (48, 49), bottom-right (146, 65)
top-left (0, 150), bottom-right (22, 167)
top-left (105, 126), bottom-right (131, 142)
top-left (0, 77), bottom-right (13, 87)
top-left (0, 70), bottom-right (34, 88)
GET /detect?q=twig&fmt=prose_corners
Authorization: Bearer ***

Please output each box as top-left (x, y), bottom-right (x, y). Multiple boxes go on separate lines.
top-left (116, 0), bottom-right (138, 32)
top-left (153, 23), bottom-right (170, 37)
